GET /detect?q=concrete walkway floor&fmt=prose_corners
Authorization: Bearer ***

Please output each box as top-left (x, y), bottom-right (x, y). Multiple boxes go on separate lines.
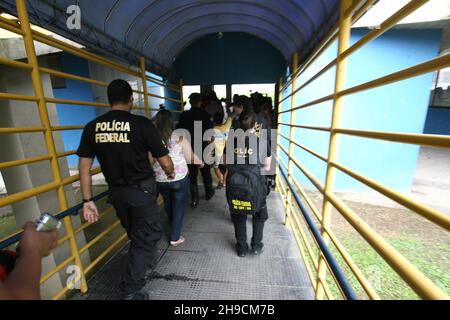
top-left (83, 189), bottom-right (314, 300)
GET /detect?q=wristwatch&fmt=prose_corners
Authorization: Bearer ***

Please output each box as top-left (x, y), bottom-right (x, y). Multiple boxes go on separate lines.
top-left (82, 198), bottom-right (93, 203)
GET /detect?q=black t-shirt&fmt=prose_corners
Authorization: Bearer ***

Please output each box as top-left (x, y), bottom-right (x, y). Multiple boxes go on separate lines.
top-left (176, 106), bottom-right (213, 151)
top-left (76, 110), bottom-right (168, 186)
top-left (225, 133), bottom-right (272, 169)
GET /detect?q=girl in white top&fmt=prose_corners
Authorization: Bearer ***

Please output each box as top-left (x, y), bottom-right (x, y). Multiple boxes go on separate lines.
top-left (149, 109), bottom-right (203, 247)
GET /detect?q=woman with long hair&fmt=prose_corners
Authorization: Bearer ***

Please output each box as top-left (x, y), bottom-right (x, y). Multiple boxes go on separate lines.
top-left (149, 109), bottom-right (203, 246)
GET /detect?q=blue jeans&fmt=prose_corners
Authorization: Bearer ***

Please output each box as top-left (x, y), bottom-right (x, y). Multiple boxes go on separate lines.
top-left (157, 176), bottom-right (189, 242)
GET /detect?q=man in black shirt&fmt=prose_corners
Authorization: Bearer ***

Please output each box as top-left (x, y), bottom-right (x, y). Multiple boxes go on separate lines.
top-left (77, 79), bottom-right (174, 300)
top-left (177, 93), bottom-right (215, 208)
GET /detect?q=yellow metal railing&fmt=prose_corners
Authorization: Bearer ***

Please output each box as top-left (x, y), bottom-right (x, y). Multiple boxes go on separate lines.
top-left (0, 0), bottom-right (184, 299)
top-left (277, 0), bottom-right (449, 300)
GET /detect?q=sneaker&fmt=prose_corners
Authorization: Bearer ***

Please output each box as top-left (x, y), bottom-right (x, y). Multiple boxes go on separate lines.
top-left (216, 182), bottom-right (224, 190)
top-left (170, 236), bottom-right (185, 247)
top-left (237, 248), bottom-right (246, 258)
top-left (251, 247), bottom-right (264, 255)
top-left (236, 244), bottom-right (248, 258)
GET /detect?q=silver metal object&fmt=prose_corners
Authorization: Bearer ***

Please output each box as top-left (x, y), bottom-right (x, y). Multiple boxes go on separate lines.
top-left (35, 213), bottom-right (62, 231)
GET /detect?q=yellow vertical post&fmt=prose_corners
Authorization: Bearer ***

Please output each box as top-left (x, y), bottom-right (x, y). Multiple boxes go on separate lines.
top-left (139, 57), bottom-right (150, 118)
top-left (275, 77), bottom-right (283, 193)
top-left (315, 0), bottom-right (352, 300)
top-left (16, 0), bottom-right (88, 293)
top-left (286, 52), bottom-right (299, 226)
top-left (179, 79), bottom-right (184, 112)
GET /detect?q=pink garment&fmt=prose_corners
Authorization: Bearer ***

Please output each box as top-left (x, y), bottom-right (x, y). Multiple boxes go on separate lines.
top-left (153, 137), bottom-right (188, 183)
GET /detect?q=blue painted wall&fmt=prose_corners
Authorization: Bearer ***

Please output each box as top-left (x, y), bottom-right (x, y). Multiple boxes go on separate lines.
top-left (279, 28), bottom-right (442, 192)
top-left (173, 32), bottom-right (287, 85)
top-left (53, 53), bottom-right (97, 167)
top-left (423, 107), bottom-right (450, 135)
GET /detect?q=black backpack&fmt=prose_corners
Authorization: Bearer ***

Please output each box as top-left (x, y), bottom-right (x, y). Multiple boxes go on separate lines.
top-left (226, 165), bottom-right (266, 215)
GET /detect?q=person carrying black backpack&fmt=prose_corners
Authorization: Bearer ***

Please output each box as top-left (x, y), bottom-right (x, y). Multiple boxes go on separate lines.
top-left (225, 110), bottom-right (272, 257)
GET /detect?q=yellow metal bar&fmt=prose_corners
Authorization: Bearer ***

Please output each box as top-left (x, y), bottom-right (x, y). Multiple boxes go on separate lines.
top-left (279, 93), bottom-right (334, 114)
top-left (51, 125), bottom-right (84, 131)
top-left (56, 150), bottom-right (76, 158)
top-left (280, 133), bottom-right (328, 162)
top-left (276, 177), bottom-right (318, 290)
top-left (0, 56), bottom-right (32, 69)
top-left (0, 154), bottom-right (51, 170)
top-left (62, 167), bottom-right (102, 186)
top-left (275, 78), bottom-right (283, 193)
top-left (0, 92), bottom-right (39, 102)
top-left (334, 127), bottom-right (450, 149)
top-left (325, 226), bottom-right (381, 300)
top-left (330, 161), bottom-right (450, 230)
top-left (40, 67), bottom-right (108, 87)
top-left (316, 0), bottom-right (353, 300)
top-left (0, 16), bottom-right (24, 35)
top-left (147, 75), bottom-right (181, 91)
top-left (343, 0), bottom-right (429, 60)
top-left (0, 230), bottom-right (21, 246)
top-left (147, 92), bottom-right (182, 103)
top-left (281, 52), bottom-right (450, 116)
top-left (46, 97), bottom-right (110, 108)
top-left (344, 0), bottom-right (365, 18)
top-left (279, 123), bottom-right (331, 132)
top-left (278, 144), bottom-right (325, 193)
top-left (40, 255), bottom-right (74, 284)
top-left (286, 198), bottom-right (335, 300)
top-left (79, 220), bottom-right (122, 254)
top-left (180, 79), bottom-right (184, 112)
top-left (282, 0), bottom-right (371, 96)
top-left (16, 0), bottom-right (88, 293)
top-left (292, 0), bottom-right (429, 99)
top-left (51, 286), bottom-right (70, 300)
top-left (140, 57), bottom-right (150, 118)
top-left (74, 207), bottom-right (115, 235)
top-left (287, 173), bottom-right (381, 299)
top-left (0, 126), bottom-right (45, 134)
top-left (339, 53), bottom-right (450, 97)
top-left (0, 181), bottom-right (59, 207)
top-left (286, 52), bottom-right (299, 226)
top-left (325, 191), bottom-right (448, 299)
top-left (84, 232), bottom-right (128, 274)
top-left (56, 234), bottom-right (71, 246)
top-left (0, 15), bottom-right (141, 79)
top-left (352, 0), bottom-right (377, 22)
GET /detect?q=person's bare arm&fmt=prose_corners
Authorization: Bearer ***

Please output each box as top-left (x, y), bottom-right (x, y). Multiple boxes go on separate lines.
top-left (179, 136), bottom-right (203, 167)
top-left (156, 155), bottom-right (175, 180)
top-left (148, 152), bottom-right (156, 166)
top-left (79, 157), bottom-right (99, 223)
top-left (264, 156), bottom-right (272, 172)
top-left (0, 222), bottom-right (57, 300)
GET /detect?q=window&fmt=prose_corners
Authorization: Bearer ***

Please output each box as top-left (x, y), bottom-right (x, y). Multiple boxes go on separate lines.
top-left (430, 50), bottom-right (450, 108)
top-left (182, 85), bottom-right (200, 110)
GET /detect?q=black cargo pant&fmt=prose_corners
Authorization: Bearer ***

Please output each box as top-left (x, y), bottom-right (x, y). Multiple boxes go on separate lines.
top-left (108, 183), bottom-right (162, 296)
top-left (231, 206), bottom-right (269, 251)
top-left (188, 164), bottom-right (213, 190)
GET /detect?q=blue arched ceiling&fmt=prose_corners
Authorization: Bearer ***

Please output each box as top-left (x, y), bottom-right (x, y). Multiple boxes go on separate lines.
top-left (0, 0), bottom-right (340, 76)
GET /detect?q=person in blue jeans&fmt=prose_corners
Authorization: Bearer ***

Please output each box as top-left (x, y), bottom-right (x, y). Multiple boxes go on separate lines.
top-left (150, 109), bottom-right (204, 246)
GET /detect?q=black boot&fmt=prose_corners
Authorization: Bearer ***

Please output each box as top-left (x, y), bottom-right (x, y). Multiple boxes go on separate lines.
top-left (190, 184), bottom-right (199, 208)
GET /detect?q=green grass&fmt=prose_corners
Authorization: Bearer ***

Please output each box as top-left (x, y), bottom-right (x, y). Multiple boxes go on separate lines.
top-left (326, 236), bottom-right (450, 300)
top-left (0, 213), bottom-right (19, 242)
